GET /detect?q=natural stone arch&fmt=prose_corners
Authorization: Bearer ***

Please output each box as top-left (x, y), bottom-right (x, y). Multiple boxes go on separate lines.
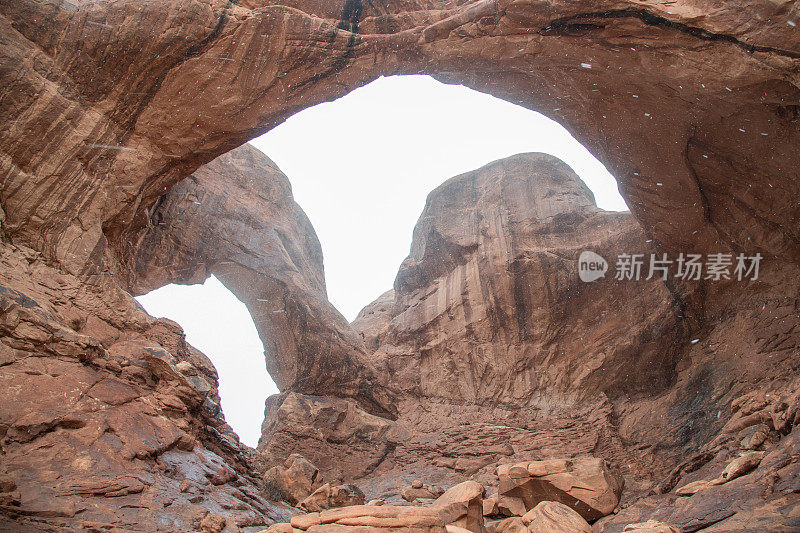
top-left (3, 0), bottom-right (798, 443)
top-left (125, 143), bottom-right (394, 416)
top-left (2, 3), bottom-right (800, 529)
top-left (2, 0), bottom-right (798, 281)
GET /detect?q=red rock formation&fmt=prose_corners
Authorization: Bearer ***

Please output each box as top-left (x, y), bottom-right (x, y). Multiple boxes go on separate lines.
top-left (262, 153), bottom-right (682, 495)
top-left (364, 154), bottom-right (686, 407)
top-left (265, 152), bottom-right (800, 529)
top-left (0, 242), bottom-right (292, 529)
top-left (495, 458), bottom-right (624, 521)
top-left (1, 0), bottom-right (800, 530)
top-left (1, 0), bottom-right (798, 276)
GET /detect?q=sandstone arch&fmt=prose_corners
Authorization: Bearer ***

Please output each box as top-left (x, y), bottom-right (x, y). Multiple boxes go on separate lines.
top-left (1, 0), bottom-right (798, 278)
top-left (126, 143), bottom-right (393, 416)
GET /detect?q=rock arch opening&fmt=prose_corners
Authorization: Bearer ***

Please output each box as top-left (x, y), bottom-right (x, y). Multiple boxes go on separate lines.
top-left (128, 73), bottom-right (631, 447)
top-left (136, 275), bottom-right (278, 447)
top-left (252, 74), bottom-right (628, 320)
top-left (3, 0), bottom-right (800, 530)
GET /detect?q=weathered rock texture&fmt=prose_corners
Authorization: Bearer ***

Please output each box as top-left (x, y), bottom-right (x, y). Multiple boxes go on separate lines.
top-left (496, 458), bottom-right (624, 521)
top-left (261, 154), bottom-right (679, 492)
top-left (0, 263), bottom-right (282, 530)
top-left (265, 480), bottom-right (485, 533)
top-left (1, 0), bottom-right (800, 530)
top-left (522, 501), bottom-right (592, 533)
top-left (3, 0), bottom-right (800, 269)
top-left (365, 154), bottom-right (687, 408)
top-left (2, 0), bottom-right (799, 277)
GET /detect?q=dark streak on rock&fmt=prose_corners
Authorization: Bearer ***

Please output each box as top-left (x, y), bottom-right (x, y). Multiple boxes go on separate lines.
top-left (338, 0), bottom-right (363, 33)
top-left (542, 9), bottom-right (800, 59)
top-left (119, 0), bottom-right (239, 137)
top-left (294, 4), bottom-right (362, 92)
top-left (0, 285), bottom-right (40, 309)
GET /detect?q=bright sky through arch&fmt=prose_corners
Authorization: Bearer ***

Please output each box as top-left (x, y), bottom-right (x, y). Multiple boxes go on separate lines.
top-left (253, 74), bottom-right (628, 322)
top-left (137, 276), bottom-right (275, 448)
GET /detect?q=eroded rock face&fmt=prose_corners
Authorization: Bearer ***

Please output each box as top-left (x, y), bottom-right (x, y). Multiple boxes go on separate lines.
top-left (263, 153), bottom-right (679, 489)
top-left (361, 154), bottom-right (685, 407)
top-left (326, 152), bottom-right (799, 528)
top-left (1, 0), bottom-right (798, 280)
top-left (3, 140), bottom-right (800, 531)
top-left (259, 392), bottom-right (394, 483)
top-left (0, 242), bottom-right (291, 530)
top-left (340, 154), bottom-right (686, 494)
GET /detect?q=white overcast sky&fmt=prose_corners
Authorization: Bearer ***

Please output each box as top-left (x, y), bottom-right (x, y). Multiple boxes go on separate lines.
top-left (137, 74), bottom-right (628, 447)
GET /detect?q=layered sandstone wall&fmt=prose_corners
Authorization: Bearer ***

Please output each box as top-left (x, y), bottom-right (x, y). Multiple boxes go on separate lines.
top-left (0, 238), bottom-right (292, 530)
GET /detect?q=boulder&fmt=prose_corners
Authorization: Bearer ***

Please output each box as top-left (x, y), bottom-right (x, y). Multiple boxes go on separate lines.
top-left (433, 481), bottom-right (486, 533)
top-left (404, 482), bottom-right (446, 502)
top-left (522, 501), bottom-right (592, 533)
top-left (493, 517), bottom-right (528, 533)
top-left (289, 504), bottom-right (451, 530)
top-left (299, 483), bottom-right (366, 512)
top-left (720, 452), bottom-right (765, 483)
top-left (263, 454), bottom-right (324, 505)
top-left (497, 458), bottom-right (623, 521)
top-left (199, 512), bottom-right (227, 533)
top-left (483, 494), bottom-right (499, 516)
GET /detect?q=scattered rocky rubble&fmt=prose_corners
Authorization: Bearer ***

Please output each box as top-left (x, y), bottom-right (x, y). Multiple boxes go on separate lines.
top-left (261, 480), bottom-right (484, 533)
top-left (257, 466), bottom-right (673, 533)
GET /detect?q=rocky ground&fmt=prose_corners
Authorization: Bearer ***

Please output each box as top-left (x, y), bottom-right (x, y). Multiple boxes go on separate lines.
top-left (1, 0), bottom-right (799, 531)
